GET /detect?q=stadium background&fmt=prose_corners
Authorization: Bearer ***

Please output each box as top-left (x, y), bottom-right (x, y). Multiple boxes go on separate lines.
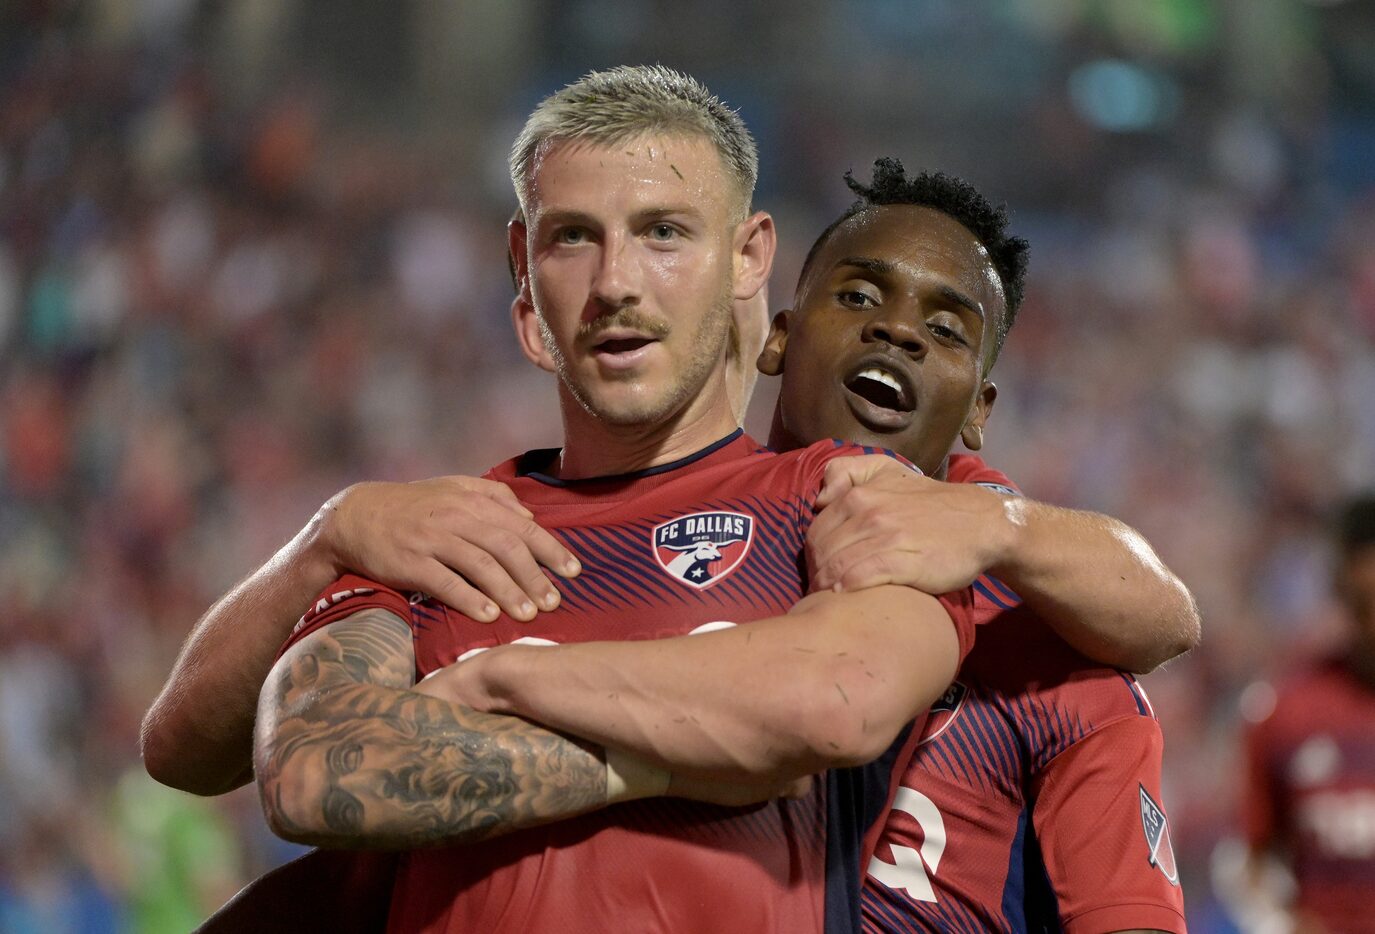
top-left (2, 0), bottom-right (1373, 930)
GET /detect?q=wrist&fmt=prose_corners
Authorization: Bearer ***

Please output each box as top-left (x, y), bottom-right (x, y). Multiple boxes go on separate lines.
top-left (984, 492), bottom-right (1032, 583)
top-left (301, 486), bottom-right (354, 580)
top-left (604, 746), bottom-right (671, 803)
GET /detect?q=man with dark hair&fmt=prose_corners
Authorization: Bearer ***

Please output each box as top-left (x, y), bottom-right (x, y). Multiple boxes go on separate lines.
top-left (1236, 493), bottom-right (1375, 933)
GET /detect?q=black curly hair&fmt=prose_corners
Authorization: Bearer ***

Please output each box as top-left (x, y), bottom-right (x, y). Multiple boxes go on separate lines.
top-left (799, 158), bottom-right (1029, 362)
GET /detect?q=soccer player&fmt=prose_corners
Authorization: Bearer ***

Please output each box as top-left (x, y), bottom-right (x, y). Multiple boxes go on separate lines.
top-left (1235, 493), bottom-right (1375, 933)
top-left (249, 66), bottom-right (985, 934)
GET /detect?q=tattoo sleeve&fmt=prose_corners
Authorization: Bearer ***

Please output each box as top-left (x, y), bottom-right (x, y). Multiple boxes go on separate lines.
top-left (254, 608), bottom-right (608, 849)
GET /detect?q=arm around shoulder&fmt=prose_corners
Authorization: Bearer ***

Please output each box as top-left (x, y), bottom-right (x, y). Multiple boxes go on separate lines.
top-left (991, 499), bottom-right (1200, 672)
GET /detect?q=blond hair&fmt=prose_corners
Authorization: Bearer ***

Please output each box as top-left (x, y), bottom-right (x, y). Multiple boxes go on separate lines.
top-left (509, 65), bottom-right (758, 219)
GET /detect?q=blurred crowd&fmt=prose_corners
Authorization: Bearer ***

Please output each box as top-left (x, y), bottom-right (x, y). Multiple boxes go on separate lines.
top-left (2, 2), bottom-right (1373, 931)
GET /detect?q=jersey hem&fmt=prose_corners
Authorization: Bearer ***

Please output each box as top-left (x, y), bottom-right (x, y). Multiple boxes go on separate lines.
top-left (1062, 900), bottom-right (1187, 933)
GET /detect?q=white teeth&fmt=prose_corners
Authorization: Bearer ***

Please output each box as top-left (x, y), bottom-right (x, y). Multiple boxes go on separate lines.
top-left (856, 368), bottom-right (902, 393)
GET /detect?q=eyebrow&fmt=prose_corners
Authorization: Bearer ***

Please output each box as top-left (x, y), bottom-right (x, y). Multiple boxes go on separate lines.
top-left (536, 206), bottom-right (705, 229)
top-left (834, 256), bottom-right (985, 321)
top-left (835, 256), bottom-right (897, 277)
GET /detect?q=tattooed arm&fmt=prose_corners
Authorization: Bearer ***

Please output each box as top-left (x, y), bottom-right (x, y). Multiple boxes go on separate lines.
top-left (253, 607), bottom-right (615, 849)
top-left (254, 608), bottom-right (794, 847)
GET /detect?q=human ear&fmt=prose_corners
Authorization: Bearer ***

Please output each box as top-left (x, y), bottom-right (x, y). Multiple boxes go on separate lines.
top-left (732, 211), bottom-right (777, 302)
top-left (960, 381), bottom-right (998, 451)
top-left (511, 295), bottom-right (555, 373)
top-left (756, 311), bottom-right (789, 376)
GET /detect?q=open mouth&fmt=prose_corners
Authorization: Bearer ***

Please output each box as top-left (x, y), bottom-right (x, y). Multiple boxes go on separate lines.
top-left (844, 366), bottom-right (915, 414)
top-left (595, 336), bottom-right (657, 355)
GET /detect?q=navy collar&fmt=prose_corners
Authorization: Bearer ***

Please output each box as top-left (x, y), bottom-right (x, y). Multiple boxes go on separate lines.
top-left (517, 429), bottom-right (745, 487)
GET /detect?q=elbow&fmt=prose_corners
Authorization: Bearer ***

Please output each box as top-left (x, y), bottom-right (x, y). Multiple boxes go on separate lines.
top-left (140, 710), bottom-right (209, 795)
top-left (140, 708), bottom-right (247, 797)
top-left (1135, 592), bottom-right (1203, 674)
top-left (787, 666), bottom-right (904, 770)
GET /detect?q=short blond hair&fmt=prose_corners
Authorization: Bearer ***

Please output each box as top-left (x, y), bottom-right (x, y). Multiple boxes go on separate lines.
top-left (509, 65), bottom-right (758, 219)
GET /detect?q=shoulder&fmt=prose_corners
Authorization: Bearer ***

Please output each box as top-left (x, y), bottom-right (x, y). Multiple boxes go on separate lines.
top-left (284, 573), bottom-right (414, 657)
top-left (944, 453), bottom-right (1021, 496)
top-left (967, 611), bottom-right (1159, 760)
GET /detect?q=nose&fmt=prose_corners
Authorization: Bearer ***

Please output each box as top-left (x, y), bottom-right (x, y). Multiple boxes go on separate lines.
top-left (861, 306), bottom-right (927, 358)
top-left (590, 232), bottom-right (640, 311)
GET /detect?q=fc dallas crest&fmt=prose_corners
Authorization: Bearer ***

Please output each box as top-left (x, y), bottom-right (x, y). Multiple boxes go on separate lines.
top-left (651, 510), bottom-right (754, 589)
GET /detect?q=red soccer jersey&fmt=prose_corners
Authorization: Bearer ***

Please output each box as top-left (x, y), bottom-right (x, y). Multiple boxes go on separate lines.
top-left (861, 455), bottom-right (1187, 933)
top-left (1242, 658), bottom-right (1375, 932)
top-left (284, 431), bottom-right (980, 934)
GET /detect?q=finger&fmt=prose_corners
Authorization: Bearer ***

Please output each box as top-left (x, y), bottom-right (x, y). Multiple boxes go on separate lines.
top-left (813, 457), bottom-right (868, 510)
top-left (459, 522), bottom-right (568, 613)
top-left (436, 539), bottom-right (540, 621)
top-left (465, 496), bottom-right (581, 580)
top-left (413, 559), bottom-right (500, 622)
top-left (833, 550), bottom-right (906, 594)
top-left (464, 477), bottom-right (535, 520)
top-left (814, 454), bottom-right (904, 508)
top-left (815, 539), bottom-right (909, 593)
top-left (808, 517), bottom-right (888, 587)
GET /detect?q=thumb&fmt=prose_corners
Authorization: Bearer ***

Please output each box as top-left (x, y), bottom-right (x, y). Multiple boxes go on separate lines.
top-left (815, 455), bottom-right (886, 509)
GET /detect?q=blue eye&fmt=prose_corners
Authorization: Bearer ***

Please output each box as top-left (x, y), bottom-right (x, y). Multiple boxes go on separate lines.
top-left (555, 228), bottom-right (587, 245)
top-left (649, 224), bottom-right (678, 241)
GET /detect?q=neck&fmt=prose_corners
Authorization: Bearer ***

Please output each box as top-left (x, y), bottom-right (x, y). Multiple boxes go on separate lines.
top-left (764, 405), bottom-right (955, 477)
top-left (556, 385), bottom-right (740, 480)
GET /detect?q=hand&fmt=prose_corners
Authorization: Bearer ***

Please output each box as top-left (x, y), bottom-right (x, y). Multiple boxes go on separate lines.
top-left (317, 477), bottom-right (580, 623)
top-left (667, 772), bottom-right (813, 807)
top-left (411, 658), bottom-right (492, 709)
top-left (808, 455), bottom-right (1017, 594)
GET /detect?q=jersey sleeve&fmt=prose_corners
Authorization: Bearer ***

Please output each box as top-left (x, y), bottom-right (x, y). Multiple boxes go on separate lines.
top-left (279, 572), bottom-right (415, 658)
top-left (1032, 716), bottom-right (1187, 934)
top-left (944, 453), bottom-right (1021, 496)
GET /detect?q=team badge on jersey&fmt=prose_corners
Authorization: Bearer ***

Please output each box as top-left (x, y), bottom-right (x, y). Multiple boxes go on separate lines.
top-left (651, 511), bottom-right (753, 589)
top-left (1138, 785), bottom-right (1179, 885)
top-left (918, 681), bottom-right (968, 745)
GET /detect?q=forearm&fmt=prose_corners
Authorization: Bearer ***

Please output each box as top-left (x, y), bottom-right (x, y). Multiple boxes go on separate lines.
top-left (990, 500), bottom-right (1200, 673)
top-left (460, 586), bottom-right (958, 783)
top-left (255, 681), bottom-right (609, 849)
top-left (141, 512), bottom-right (340, 795)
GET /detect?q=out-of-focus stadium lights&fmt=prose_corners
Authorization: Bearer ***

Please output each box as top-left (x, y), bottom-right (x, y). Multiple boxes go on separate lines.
top-left (1068, 59), bottom-right (1180, 133)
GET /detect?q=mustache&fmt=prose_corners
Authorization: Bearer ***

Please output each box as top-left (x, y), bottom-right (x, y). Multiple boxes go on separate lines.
top-left (577, 308), bottom-right (671, 341)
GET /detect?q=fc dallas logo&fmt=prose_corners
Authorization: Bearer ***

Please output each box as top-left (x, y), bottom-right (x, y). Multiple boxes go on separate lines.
top-left (651, 511), bottom-right (754, 589)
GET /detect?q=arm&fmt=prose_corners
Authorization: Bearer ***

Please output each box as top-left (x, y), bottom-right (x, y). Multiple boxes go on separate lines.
top-left (254, 607), bottom-right (611, 848)
top-left (808, 456), bottom-right (1199, 673)
top-left (424, 585), bottom-right (960, 783)
top-left (142, 477), bottom-right (581, 795)
top-left (254, 607), bottom-right (794, 847)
